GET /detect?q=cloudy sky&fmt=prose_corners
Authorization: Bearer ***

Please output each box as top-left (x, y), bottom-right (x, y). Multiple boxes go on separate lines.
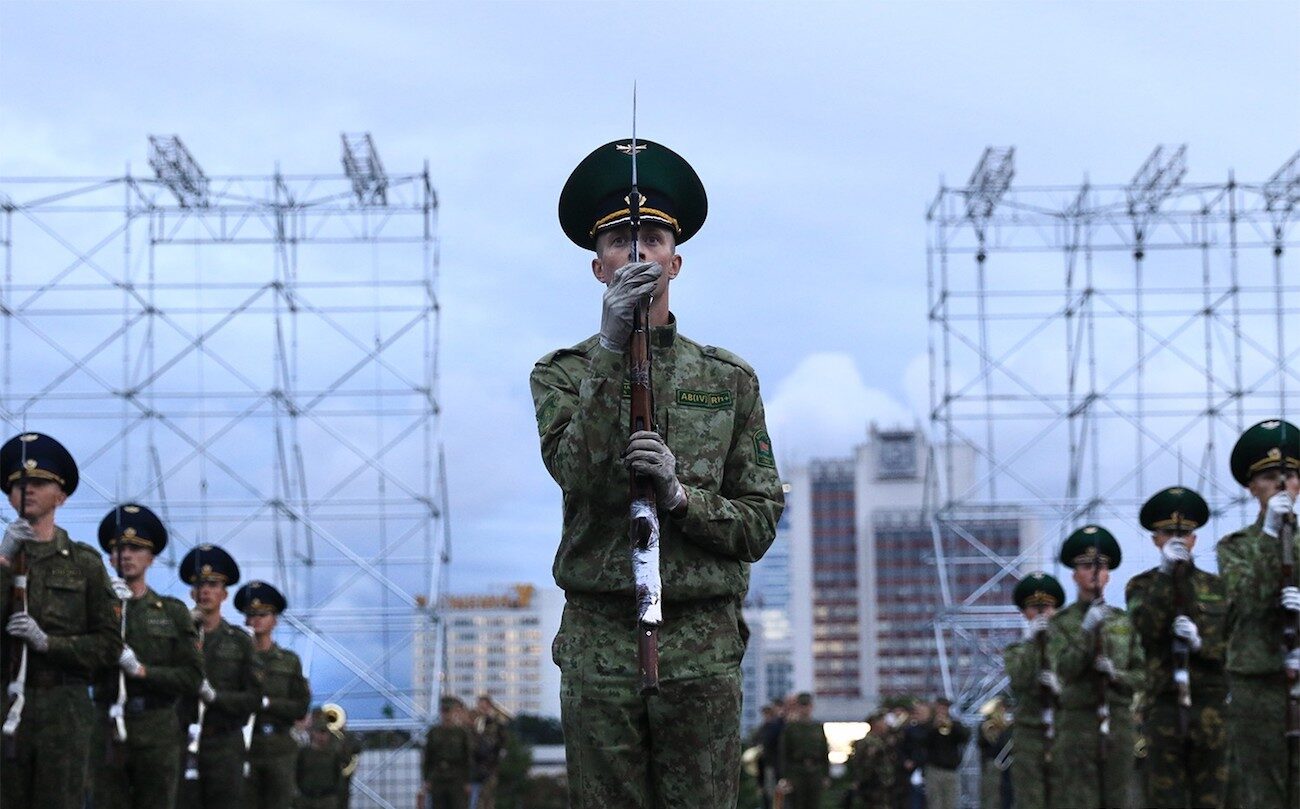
top-left (3, 1), bottom-right (1299, 708)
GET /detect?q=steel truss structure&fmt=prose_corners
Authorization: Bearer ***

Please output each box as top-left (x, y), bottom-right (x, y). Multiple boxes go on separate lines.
top-left (924, 145), bottom-right (1300, 784)
top-left (1, 135), bottom-right (446, 807)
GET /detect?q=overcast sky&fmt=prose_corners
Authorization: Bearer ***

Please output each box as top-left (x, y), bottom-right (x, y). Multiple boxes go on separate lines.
top-left (3, 1), bottom-right (1299, 698)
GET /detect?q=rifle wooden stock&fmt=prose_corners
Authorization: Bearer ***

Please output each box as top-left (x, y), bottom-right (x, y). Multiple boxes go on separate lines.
top-left (1280, 506), bottom-right (1298, 808)
top-left (1092, 556), bottom-right (1109, 808)
top-left (1037, 630), bottom-right (1056, 805)
top-left (1172, 558), bottom-right (1192, 739)
top-left (2, 547), bottom-right (27, 760)
top-left (629, 299), bottom-right (660, 696)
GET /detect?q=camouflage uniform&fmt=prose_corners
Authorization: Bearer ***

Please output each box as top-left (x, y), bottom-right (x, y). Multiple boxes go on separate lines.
top-left (1048, 599), bottom-right (1144, 809)
top-left (332, 729), bottom-right (360, 809)
top-left (1217, 516), bottom-right (1300, 807)
top-left (0, 527), bottom-right (122, 809)
top-left (778, 717), bottom-right (828, 809)
top-left (977, 719), bottom-right (1011, 809)
top-left (845, 732), bottom-right (894, 809)
top-left (532, 318), bottom-right (784, 809)
top-left (246, 643), bottom-right (310, 809)
top-left (1125, 564), bottom-right (1228, 807)
top-left (296, 739), bottom-right (349, 809)
top-left (423, 724), bottom-right (472, 809)
top-left (92, 587), bottom-right (203, 809)
top-left (177, 618), bottom-right (260, 809)
top-left (1005, 639), bottom-right (1053, 809)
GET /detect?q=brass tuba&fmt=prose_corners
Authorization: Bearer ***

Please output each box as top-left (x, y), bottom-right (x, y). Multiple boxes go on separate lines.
top-left (322, 703), bottom-right (347, 736)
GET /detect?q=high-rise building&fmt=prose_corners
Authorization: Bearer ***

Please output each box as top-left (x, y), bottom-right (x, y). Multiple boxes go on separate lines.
top-left (414, 583), bottom-right (564, 719)
top-left (747, 498), bottom-right (796, 715)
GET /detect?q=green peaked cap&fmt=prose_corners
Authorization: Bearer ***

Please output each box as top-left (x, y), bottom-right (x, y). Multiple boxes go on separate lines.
top-left (558, 139), bottom-right (707, 250)
top-left (1059, 524), bottom-right (1122, 569)
top-left (1229, 419), bottom-right (1300, 486)
top-left (1012, 572), bottom-right (1065, 610)
top-left (1139, 486), bottom-right (1209, 532)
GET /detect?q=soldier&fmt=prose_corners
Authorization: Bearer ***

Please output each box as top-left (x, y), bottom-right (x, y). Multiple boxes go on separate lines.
top-left (976, 699), bottom-right (1011, 809)
top-left (326, 705), bottom-right (360, 809)
top-left (470, 694), bottom-right (509, 809)
top-left (1216, 420), bottom-right (1300, 807)
top-left (92, 503), bottom-right (204, 809)
top-left (922, 697), bottom-right (970, 809)
top-left (1124, 486), bottom-right (1228, 807)
top-left (531, 138), bottom-right (783, 808)
top-left (1004, 572), bottom-right (1065, 809)
top-left (845, 712), bottom-right (894, 809)
top-left (1047, 525), bottom-right (1143, 809)
top-left (236, 580), bottom-right (310, 809)
top-left (777, 692), bottom-right (828, 809)
top-left (176, 545), bottom-right (260, 809)
top-left (295, 710), bottom-right (349, 809)
top-left (0, 432), bottom-right (121, 809)
top-left (422, 696), bottom-right (473, 809)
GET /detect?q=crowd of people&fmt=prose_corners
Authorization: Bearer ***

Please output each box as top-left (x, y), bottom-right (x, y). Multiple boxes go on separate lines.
top-left (420, 694), bottom-right (512, 809)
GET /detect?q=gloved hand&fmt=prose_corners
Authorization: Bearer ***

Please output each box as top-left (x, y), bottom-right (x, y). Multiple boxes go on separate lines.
top-left (1262, 490), bottom-right (1296, 539)
top-left (1081, 601), bottom-right (1110, 633)
top-left (190, 607), bottom-right (204, 624)
top-left (108, 576), bottom-right (132, 600)
top-left (1158, 539), bottom-right (1191, 575)
top-left (1286, 648), bottom-right (1300, 677)
top-left (199, 679), bottom-right (217, 704)
top-left (1024, 613), bottom-right (1051, 639)
top-left (1094, 655), bottom-right (1117, 681)
top-left (6, 613), bottom-right (49, 652)
top-left (0, 518), bottom-right (35, 561)
top-left (119, 644), bottom-right (145, 677)
top-left (1281, 585), bottom-right (1300, 613)
top-left (622, 430), bottom-right (686, 511)
top-left (1037, 670), bottom-right (1062, 695)
top-left (1172, 615), bottom-right (1202, 652)
top-left (598, 261), bottom-right (662, 352)
top-left (910, 769), bottom-right (924, 787)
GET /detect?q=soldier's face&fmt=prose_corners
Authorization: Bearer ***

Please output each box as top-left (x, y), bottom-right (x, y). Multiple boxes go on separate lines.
top-left (1022, 604), bottom-right (1055, 620)
top-left (191, 581), bottom-right (227, 613)
top-left (245, 612), bottom-right (277, 637)
top-left (592, 223), bottom-right (682, 296)
top-left (112, 544), bottom-right (155, 580)
top-left (1249, 469), bottom-right (1300, 502)
top-left (7, 478), bottom-right (66, 521)
top-left (1072, 563), bottom-right (1109, 595)
top-left (1152, 529), bottom-right (1196, 551)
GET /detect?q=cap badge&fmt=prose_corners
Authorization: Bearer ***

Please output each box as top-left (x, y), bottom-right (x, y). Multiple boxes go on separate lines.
top-left (19, 434), bottom-right (37, 443)
top-left (615, 142), bottom-right (646, 155)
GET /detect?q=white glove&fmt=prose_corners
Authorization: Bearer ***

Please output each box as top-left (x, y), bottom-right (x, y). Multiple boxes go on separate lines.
top-left (190, 607), bottom-right (203, 624)
top-left (0, 518), bottom-right (35, 560)
top-left (598, 261), bottom-right (662, 351)
top-left (1262, 490), bottom-right (1296, 539)
top-left (6, 613), bottom-right (49, 652)
top-left (1286, 648), bottom-right (1300, 676)
top-left (1081, 601), bottom-right (1110, 633)
top-left (1158, 539), bottom-right (1191, 575)
top-left (1093, 655), bottom-right (1117, 680)
top-left (1172, 615), bottom-right (1202, 652)
top-left (108, 576), bottom-right (132, 600)
top-left (1024, 613), bottom-right (1051, 639)
top-left (119, 644), bottom-right (145, 677)
top-left (199, 679), bottom-right (217, 704)
top-left (1281, 586), bottom-right (1300, 613)
top-left (622, 430), bottom-right (686, 510)
top-left (910, 768), bottom-right (924, 787)
top-left (1037, 670), bottom-right (1061, 695)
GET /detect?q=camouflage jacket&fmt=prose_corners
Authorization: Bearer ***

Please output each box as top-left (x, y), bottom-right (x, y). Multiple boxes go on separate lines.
top-left (847, 732), bottom-right (894, 791)
top-left (1124, 564), bottom-right (1227, 698)
top-left (93, 586), bottom-right (202, 704)
top-left (1049, 599), bottom-right (1144, 712)
top-left (530, 316), bottom-right (784, 600)
top-left (1216, 516), bottom-right (1298, 675)
top-left (250, 643), bottom-right (311, 755)
top-left (179, 617), bottom-right (260, 734)
top-left (1004, 638), bottom-right (1052, 728)
top-left (779, 718), bottom-right (829, 777)
top-left (423, 724), bottom-right (472, 783)
top-left (0, 528), bottom-right (121, 681)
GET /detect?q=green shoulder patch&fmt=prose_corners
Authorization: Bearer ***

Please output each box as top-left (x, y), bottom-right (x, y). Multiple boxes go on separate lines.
top-left (753, 429), bottom-right (776, 468)
top-left (675, 389), bottom-right (733, 410)
top-left (536, 394), bottom-right (558, 435)
top-left (621, 380), bottom-right (632, 399)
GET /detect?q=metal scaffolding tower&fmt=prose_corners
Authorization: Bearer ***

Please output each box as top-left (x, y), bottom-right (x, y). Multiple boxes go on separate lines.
top-left (925, 144), bottom-right (1300, 722)
top-left (1, 135), bottom-right (446, 804)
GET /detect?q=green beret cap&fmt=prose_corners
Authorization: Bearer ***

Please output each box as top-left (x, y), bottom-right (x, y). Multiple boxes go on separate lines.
top-left (99, 503), bottom-right (168, 554)
top-left (1, 432), bottom-right (78, 496)
top-left (1229, 419), bottom-right (1300, 486)
top-left (1059, 524), bottom-right (1122, 569)
top-left (1012, 572), bottom-right (1065, 609)
top-left (558, 139), bottom-right (707, 250)
top-left (1139, 486), bottom-right (1210, 532)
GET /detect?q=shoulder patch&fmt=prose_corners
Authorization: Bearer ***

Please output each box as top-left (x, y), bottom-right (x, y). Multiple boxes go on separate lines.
top-left (676, 389), bottom-right (733, 410)
top-left (753, 429), bottom-right (776, 468)
top-left (535, 392), bottom-right (559, 433)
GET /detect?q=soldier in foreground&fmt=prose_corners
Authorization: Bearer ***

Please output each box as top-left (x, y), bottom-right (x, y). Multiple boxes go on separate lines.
top-left (846, 711), bottom-right (894, 809)
top-left (1004, 572), bottom-right (1064, 809)
top-left (236, 580), bottom-right (310, 809)
top-left (93, 503), bottom-right (203, 809)
top-left (777, 692), bottom-right (828, 809)
top-left (0, 432), bottom-right (121, 809)
top-left (296, 710), bottom-right (350, 809)
top-left (422, 696), bottom-right (472, 809)
top-left (176, 545), bottom-right (260, 809)
top-left (1216, 420), bottom-right (1300, 807)
top-left (531, 138), bottom-right (783, 807)
top-left (1124, 486), bottom-right (1228, 807)
top-left (1048, 525), bottom-right (1143, 808)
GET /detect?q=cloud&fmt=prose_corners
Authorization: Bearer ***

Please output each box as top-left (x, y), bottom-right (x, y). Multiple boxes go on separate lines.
top-left (765, 352), bottom-right (920, 466)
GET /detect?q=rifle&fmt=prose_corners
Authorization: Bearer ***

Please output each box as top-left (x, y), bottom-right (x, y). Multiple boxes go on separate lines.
top-left (624, 85), bottom-right (662, 696)
top-left (107, 509), bottom-right (130, 761)
top-left (1171, 551), bottom-right (1192, 739)
top-left (1037, 628), bottom-right (1056, 805)
top-left (2, 435), bottom-right (31, 759)
top-left (1092, 551), bottom-right (1110, 807)
top-left (1278, 449), bottom-right (1299, 808)
top-left (183, 621), bottom-right (206, 780)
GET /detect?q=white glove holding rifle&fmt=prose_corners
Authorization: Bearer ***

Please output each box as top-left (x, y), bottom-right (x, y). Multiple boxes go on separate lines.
top-left (1172, 615), bottom-right (1202, 652)
top-left (1262, 490), bottom-right (1296, 539)
top-left (6, 613), bottom-right (49, 652)
top-left (1037, 669), bottom-right (1062, 695)
top-left (0, 518), bottom-right (35, 564)
top-left (119, 644), bottom-right (146, 678)
top-left (1081, 600), bottom-right (1110, 634)
top-left (1024, 613), bottom-right (1051, 640)
top-left (1158, 539), bottom-right (1191, 575)
top-left (599, 261), bottom-right (661, 352)
top-left (622, 431), bottom-right (687, 512)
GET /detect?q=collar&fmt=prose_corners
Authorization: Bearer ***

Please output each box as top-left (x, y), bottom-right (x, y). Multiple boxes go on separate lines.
top-left (650, 313), bottom-right (677, 349)
top-left (23, 526), bottom-right (72, 560)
